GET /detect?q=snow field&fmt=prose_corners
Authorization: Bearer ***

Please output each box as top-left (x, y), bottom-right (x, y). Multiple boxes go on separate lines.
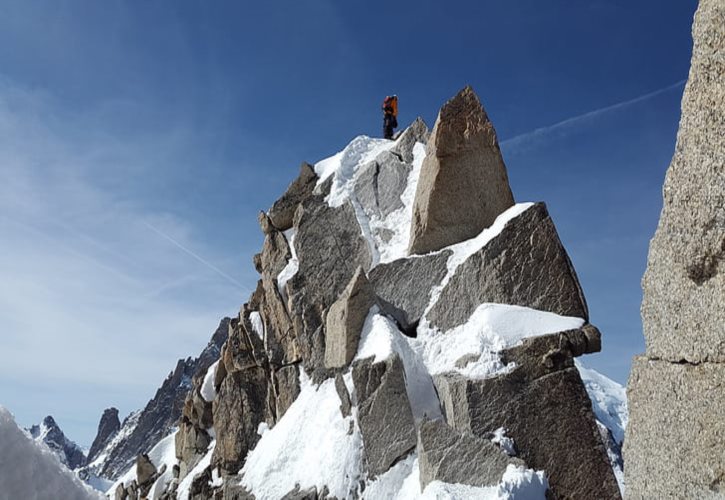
top-left (0, 406), bottom-right (103, 500)
top-left (241, 371), bottom-right (363, 499)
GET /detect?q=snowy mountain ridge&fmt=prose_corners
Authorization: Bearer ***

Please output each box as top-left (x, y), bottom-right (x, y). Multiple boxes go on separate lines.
top-left (106, 86), bottom-right (627, 500)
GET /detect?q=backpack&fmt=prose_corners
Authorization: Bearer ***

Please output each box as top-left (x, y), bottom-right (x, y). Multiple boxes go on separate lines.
top-left (383, 95), bottom-right (398, 118)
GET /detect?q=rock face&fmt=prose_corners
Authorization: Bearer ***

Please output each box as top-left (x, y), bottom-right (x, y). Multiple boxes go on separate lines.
top-left (434, 330), bottom-right (620, 499)
top-left (287, 197), bottom-right (373, 372)
top-left (626, 358), bottom-right (725, 498)
top-left (352, 354), bottom-right (417, 477)
top-left (268, 162), bottom-right (319, 231)
top-left (355, 151), bottom-right (412, 219)
top-left (408, 86), bottom-right (515, 255)
top-left (211, 316), bottom-right (270, 475)
top-left (625, 2), bottom-right (725, 497)
top-left (324, 267), bottom-right (376, 368)
top-left (427, 202), bottom-right (588, 332)
top-left (87, 408), bottom-right (120, 463)
top-left (368, 250), bottom-right (452, 333)
top-left (417, 418), bottom-right (524, 490)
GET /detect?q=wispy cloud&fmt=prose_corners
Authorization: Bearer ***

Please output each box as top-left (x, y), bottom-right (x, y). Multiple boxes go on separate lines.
top-left (501, 79), bottom-right (686, 154)
top-left (143, 221), bottom-right (248, 293)
top-left (0, 75), bottom-right (246, 444)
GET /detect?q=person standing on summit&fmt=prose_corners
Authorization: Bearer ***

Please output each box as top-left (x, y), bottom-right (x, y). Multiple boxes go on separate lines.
top-left (382, 95), bottom-right (398, 139)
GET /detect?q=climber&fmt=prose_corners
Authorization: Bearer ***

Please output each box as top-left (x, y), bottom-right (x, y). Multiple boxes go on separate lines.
top-left (382, 95), bottom-right (398, 139)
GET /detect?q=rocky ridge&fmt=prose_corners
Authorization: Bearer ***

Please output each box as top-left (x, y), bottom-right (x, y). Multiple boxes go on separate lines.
top-left (111, 87), bottom-right (625, 499)
top-left (27, 415), bottom-right (87, 470)
top-left (624, 1), bottom-right (725, 498)
top-left (80, 318), bottom-right (229, 485)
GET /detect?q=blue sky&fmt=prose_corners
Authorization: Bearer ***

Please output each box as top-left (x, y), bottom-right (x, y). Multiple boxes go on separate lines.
top-left (0, 0), bottom-right (697, 446)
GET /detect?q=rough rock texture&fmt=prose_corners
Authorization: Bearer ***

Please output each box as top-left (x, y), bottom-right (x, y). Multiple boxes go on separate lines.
top-left (355, 118), bottom-right (429, 222)
top-left (355, 151), bottom-right (412, 220)
top-left (271, 363), bottom-right (300, 420)
top-left (418, 418), bottom-right (524, 490)
top-left (390, 117), bottom-right (429, 164)
top-left (87, 408), bottom-right (120, 464)
top-left (211, 313), bottom-right (271, 476)
top-left (408, 86), bottom-right (515, 255)
top-left (625, 358), bottom-right (725, 498)
top-left (640, 1), bottom-right (725, 364)
top-left (334, 373), bottom-right (352, 418)
top-left (368, 250), bottom-right (452, 333)
top-left (434, 331), bottom-right (619, 499)
top-left (427, 202), bottom-right (589, 331)
top-left (268, 162), bottom-right (318, 231)
top-left (212, 367), bottom-right (268, 474)
top-left (324, 267), bottom-right (376, 368)
top-left (625, 3), bottom-right (725, 498)
top-left (352, 354), bottom-right (417, 477)
top-left (136, 453), bottom-right (158, 495)
top-left (287, 197), bottom-right (372, 372)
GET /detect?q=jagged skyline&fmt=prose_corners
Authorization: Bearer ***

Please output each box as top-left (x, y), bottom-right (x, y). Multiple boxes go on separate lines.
top-left (0, 0), bottom-right (698, 447)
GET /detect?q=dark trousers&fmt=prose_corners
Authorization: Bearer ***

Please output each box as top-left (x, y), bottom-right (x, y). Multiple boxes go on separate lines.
top-left (383, 114), bottom-right (396, 139)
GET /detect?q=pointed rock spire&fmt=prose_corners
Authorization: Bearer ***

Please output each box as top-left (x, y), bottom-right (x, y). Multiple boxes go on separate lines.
top-left (408, 86), bottom-right (515, 255)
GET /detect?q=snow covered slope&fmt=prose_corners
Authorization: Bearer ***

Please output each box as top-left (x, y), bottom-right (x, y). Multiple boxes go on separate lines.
top-left (0, 406), bottom-right (102, 500)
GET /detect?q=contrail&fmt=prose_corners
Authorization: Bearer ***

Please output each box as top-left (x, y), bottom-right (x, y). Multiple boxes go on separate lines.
top-left (143, 221), bottom-right (248, 293)
top-left (500, 79), bottom-right (687, 153)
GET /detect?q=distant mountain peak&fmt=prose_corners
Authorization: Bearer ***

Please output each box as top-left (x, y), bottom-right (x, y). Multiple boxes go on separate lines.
top-left (27, 414), bottom-right (86, 470)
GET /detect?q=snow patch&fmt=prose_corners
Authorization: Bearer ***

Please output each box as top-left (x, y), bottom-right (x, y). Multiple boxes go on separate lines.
top-left (276, 228), bottom-right (299, 299)
top-left (372, 141), bottom-right (427, 263)
top-left (201, 360), bottom-right (219, 402)
top-left (242, 371), bottom-right (363, 499)
top-left (355, 309), bottom-right (442, 421)
top-left (576, 360), bottom-right (628, 495)
top-left (491, 428), bottom-right (516, 457)
top-left (249, 311), bottom-right (265, 340)
top-left (364, 456), bottom-right (547, 500)
top-left (575, 360), bottom-right (628, 445)
top-left (413, 303), bottom-right (585, 380)
top-left (314, 135), bottom-right (394, 207)
top-left (0, 406), bottom-right (103, 500)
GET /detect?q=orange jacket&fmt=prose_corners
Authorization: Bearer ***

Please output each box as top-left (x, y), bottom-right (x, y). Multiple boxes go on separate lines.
top-left (383, 96), bottom-right (398, 117)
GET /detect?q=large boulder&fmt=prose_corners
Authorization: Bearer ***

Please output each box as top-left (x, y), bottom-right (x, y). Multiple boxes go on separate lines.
top-left (136, 453), bottom-right (158, 495)
top-left (368, 250), bottom-right (452, 334)
top-left (324, 267), bottom-right (376, 368)
top-left (267, 162), bottom-right (318, 231)
top-left (211, 367), bottom-right (269, 474)
top-left (434, 332), bottom-right (620, 499)
top-left (427, 203), bottom-right (588, 332)
top-left (626, 2), bottom-right (725, 497)
top-left (417, 418), bottom-right (524, 491)
top-left (352, 354), bottom-right (417, 477)
top-left (408, 86), bottom-right (515, 255)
